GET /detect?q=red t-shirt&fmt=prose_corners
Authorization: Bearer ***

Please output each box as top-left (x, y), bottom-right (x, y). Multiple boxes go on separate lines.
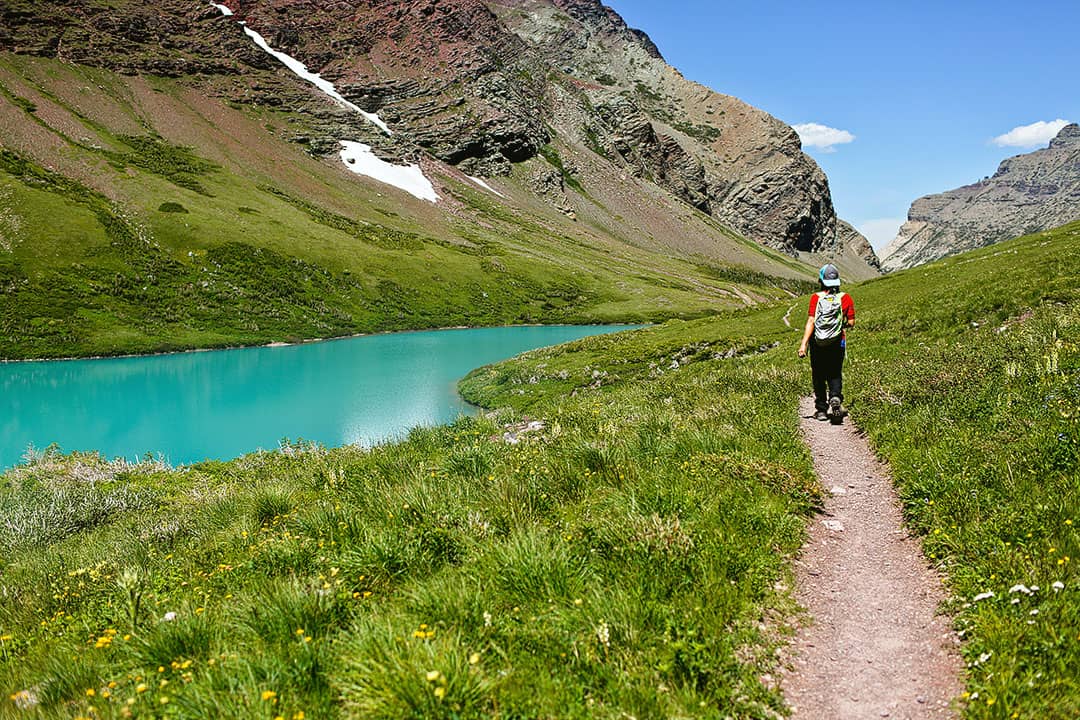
top-left (808, 291), bottom-right (855, 339)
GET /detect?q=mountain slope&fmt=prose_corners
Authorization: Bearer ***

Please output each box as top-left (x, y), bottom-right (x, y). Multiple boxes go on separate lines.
top-left (881, 123), bottom-right (1080, 271)
top-left (0, 0), bottom-right (876, 359)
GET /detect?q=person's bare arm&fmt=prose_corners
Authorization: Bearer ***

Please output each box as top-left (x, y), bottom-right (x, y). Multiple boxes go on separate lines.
top-left (798, 316), bottom-right (814, 358)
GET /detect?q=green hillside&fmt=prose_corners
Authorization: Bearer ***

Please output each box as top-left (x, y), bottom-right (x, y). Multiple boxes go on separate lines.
top-left (0, 55), bottom-right (816, 360)
top-left (1, 221), bottom-right (1076, 718)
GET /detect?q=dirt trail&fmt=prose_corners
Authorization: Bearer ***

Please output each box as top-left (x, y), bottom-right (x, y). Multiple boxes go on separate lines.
top-left (783, 302), bottom-right (798, 328)
top-left (781, 398), bottom-right (963, 719)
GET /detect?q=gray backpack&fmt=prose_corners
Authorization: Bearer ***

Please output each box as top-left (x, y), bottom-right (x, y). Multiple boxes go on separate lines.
top-left (813, 291), bottom-right (846, 344)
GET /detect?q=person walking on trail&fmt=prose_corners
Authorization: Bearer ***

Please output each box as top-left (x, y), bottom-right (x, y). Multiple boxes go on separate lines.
top-left (798, 264), bottom-right (856, 422)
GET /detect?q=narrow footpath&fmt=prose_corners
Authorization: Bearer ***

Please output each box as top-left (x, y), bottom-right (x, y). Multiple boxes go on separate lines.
top-left (780, 398), bottom-right (963, 719)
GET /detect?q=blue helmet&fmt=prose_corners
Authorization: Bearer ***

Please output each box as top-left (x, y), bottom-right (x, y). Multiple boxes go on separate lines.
top-left (819, 264), bottom-right (841, 288)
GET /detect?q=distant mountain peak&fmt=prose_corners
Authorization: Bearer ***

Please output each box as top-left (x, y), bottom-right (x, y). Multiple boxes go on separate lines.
top-left (1050, 122), bottom-right (1080, 149)
top-left (546, 0), bottom-right (663, 58)
top-left (881, 122), bottom-right (1080, 271)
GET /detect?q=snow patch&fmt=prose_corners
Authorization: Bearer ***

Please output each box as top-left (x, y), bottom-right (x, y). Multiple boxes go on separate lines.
top-left (235, 21), bottom-right (391, 135)
top-left (339, 142), bottom-right (438, 203)
top-left (211, 3), bottom-right (234, 16)
top-left (467, 175), bottom-right (506, 198)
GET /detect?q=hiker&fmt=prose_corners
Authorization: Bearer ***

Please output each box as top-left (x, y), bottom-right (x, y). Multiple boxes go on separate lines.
top-left (798, 264), bottom-right (855, 421)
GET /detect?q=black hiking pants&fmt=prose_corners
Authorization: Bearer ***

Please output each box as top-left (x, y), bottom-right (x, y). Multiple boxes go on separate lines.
top-left (809, 339), bottom-right (845, 412)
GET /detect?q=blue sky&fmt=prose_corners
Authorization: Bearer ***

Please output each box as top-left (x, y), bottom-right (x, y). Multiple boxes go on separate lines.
top-left (607, 0), bottom-right (1080, 250)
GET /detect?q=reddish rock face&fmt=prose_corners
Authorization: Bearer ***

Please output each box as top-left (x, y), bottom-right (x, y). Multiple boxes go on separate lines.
top-left (0, 0), bottom-right (862, 257)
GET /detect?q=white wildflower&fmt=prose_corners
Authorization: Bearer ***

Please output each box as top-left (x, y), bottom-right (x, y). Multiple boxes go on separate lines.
top-left (595, 621), bottom-right (610, 648)
top-left (10, 689), bottom-right (38, 709)
top-left (972, 591), bottom-right (994, 602)
top-left (1008, 584), bottom-right (1033, 595)
top-left (162, 612), bottom-right (177, 622)
top-left (1052, 581), bottom-right (1065, 592)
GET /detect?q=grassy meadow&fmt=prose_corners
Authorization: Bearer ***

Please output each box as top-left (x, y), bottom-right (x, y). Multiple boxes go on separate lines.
top-left (1, 218), bottom-right (1077, 718)
top-left (1, 337), bottom-right (816, 718)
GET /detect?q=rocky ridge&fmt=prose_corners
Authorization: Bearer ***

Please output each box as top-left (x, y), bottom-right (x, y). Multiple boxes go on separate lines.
top-left (881, 123), bottom-right (1080, 271)
top-left (0, 0), bottom-right (876, 264)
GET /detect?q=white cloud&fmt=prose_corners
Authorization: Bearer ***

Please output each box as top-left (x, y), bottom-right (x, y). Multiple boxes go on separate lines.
top-left (991, 119), bottom-right (1070, 148)
top-left (857, 218), bottom-right (906, 252)
top-left (793, 123), bottom-right (856, 152)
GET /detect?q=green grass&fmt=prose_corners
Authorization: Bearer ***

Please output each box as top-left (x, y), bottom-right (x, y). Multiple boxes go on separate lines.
top-left (0, 352), bottom-right (816, 718)
top-left (102, 135), bottom-right (219, 197)
top-left (1, 145), bottom-right (802, 360)
top-left (844, 221), bottom-right (1080, 717)
top-left (464, 219), bottom-right (1080, 718)
top-left (1, 220), bottom-right (1078, 717)
top-left (0, 141), bottom-right (803, 360)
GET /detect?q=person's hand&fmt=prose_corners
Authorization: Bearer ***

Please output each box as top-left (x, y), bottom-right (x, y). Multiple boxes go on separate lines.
top-left (798, 345), bottom-right (807, 358)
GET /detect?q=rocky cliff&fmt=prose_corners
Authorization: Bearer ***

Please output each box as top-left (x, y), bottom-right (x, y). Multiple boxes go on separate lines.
top-left (881, 123), bottom-right (1080, 271)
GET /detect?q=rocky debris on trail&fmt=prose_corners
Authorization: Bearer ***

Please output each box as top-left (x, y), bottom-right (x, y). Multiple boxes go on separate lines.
top-left (499, 419), bottom-right (545, 444)
top-left (881, 123), bottom-right (1080, 271)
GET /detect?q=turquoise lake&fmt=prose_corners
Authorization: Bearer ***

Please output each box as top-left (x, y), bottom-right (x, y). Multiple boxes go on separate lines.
top-left (0, 325), bottom-right (638, 470)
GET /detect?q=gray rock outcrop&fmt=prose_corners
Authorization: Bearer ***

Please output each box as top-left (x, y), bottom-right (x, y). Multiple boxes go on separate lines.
top-left (881, 123), bottom-right (1080, 271)
top-left (836, 221), bottom-right (881, 272)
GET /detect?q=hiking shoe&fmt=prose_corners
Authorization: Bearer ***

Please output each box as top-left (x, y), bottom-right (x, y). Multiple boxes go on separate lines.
top-left (829, 397), bottom-right (843, 417)
top-left (813, 410), bottom-right (828, 421)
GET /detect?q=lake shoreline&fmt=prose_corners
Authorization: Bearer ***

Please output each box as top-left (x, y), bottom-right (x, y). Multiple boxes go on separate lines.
top-left (1, 324), bottom-right (643, 471)
top-left (0, 322), bottom-right (650, 365)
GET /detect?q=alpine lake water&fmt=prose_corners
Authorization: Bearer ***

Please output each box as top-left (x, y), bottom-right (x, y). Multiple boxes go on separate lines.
top-left (0, 325), bottom-right (640, 471)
